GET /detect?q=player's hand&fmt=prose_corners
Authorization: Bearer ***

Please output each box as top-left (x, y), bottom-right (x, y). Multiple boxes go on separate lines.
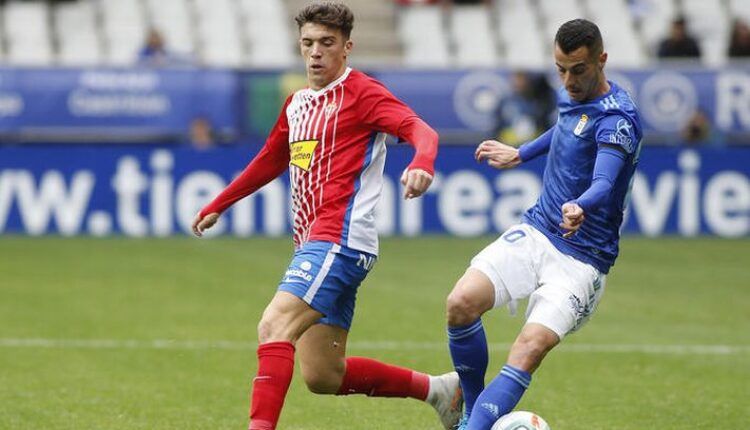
top-left (192, 212), bottom-right (220, 237)
top-left (560, 202), bottom-right (585, 238)
top-left (475, 140), bottom-right (521, 169)
top-left (400, 168), bottom-right (433, 199)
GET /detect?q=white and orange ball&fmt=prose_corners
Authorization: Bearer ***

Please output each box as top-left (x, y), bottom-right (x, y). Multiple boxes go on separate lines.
top-left (491, 411), bottom-right (551, 430)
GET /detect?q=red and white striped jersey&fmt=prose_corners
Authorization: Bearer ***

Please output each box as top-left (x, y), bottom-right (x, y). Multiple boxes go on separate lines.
top-left (283, 68), bottom-right (417, 255)
top-left (200, 68), bottom-right (437, 256)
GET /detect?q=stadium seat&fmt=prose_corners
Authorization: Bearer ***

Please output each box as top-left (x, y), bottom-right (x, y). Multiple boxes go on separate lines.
top-left (239, 0), bottom-right (295, 67)
top-left (55, 1), bottom-right (103, 66)
top-left (583, 0), bottom-right (647, 68)
top-left (7, 40), bottom-right (54, 66)
top-left (99, 0), bottom-right (147, 65)
top-left (449, 6), bottom-right (499, 67)
top-left (3, 1), bottom-right (53, 65)
top-left (637, 0), bottom-right (677, 55)
top-left (681, 0), bottom-right (729, 65)
top-left (583, 0), bottom-right (631, 23)
top-left (729, 0), bottom-right (750, 23)
top-left (399, 5), bottom-right (451, 67)
top-left (4, 1), bottom-right (50, 40)
top-left (104, 27), bottom-right (147, 65)
top-left (193, 0), bottom-right (244, 67)
top-left (201, 40), bottom-right (244, 68)
top-left (99, 0), bottom-right (145, 34)
top-left (495, 0), bottom-right (547, 68)
top-left (58, 35), bottom-right (103, 66)
top-left (143, 0), bottom-right (195, 54)
top-left (107, 40), bottom-right (142, 65)
top-left (55, 1), bottom-right (98, 36)
top-left (597, 20), bottom-right (647, 68)
top-left (538, 0), bottom-right (586, 41)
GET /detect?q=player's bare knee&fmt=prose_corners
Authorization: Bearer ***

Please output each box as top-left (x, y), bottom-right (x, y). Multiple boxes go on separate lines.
top-left (509, 332), bottom-right (556, 371)
top-left (256, 317), bottom-right (275, 343)
top-left (304, 376), bottom-right (339, 395)
top-left (257, 314), bottom-right (294, 343)
top-left (516, 336), bottom-right (548, 358)
top-left (446, 288), bottom-right (482, 326)
top-left (301, 368), bottom-right (343, 395)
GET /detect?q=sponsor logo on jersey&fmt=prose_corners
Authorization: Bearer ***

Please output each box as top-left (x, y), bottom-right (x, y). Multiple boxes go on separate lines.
top-left (574, 114), bottom-right (588, 136)
top-left (289, 139), bottom-right (319, 171)
top-left (609, 118), bottom-right (633, 151)
top-left (284, 268), bottom-right (313, 282)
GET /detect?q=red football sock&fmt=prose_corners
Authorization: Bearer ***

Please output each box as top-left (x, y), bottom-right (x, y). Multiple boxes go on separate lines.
top-left (248, 342), bottom-right (295, 430)
top-left (336, 356), bottom-right (430, 400)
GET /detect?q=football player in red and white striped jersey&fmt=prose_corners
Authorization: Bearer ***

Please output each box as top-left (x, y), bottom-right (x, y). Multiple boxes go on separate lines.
top-left (191, 3), bottom-right (462, 429)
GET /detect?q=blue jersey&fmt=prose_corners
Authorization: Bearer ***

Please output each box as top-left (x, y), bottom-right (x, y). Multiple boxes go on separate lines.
top-left (523, 81), bottom-right (643, 273)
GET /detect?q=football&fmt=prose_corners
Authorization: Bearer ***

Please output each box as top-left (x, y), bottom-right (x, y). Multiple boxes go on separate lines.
top-left (491, 411), bottom-right (551, 430)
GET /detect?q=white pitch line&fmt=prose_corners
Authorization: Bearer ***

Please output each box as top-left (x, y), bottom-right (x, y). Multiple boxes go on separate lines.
top-left (0, 338), bottom-right (748, 355)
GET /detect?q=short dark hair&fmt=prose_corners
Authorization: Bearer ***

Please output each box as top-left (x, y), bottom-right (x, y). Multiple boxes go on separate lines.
top-left (295, 2), bottom-right (354, 39)
top-left (555, 19), bottom-right (603, 57)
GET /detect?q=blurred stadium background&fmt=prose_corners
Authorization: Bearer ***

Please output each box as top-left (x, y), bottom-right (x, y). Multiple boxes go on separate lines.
top-left (0, 0), bottom-right (748, 429)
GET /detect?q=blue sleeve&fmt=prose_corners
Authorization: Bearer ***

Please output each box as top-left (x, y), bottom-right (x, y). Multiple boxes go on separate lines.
top-left (574, 145), bottom-right (627, 213)
top-left (595, 114), bottom-right (638, 154)
top-left (518, 127), bottom-right (554, 162)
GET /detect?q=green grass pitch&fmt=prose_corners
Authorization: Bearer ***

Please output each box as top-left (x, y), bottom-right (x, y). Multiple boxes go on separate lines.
top-left (1, 236), bottom-right (748, 429)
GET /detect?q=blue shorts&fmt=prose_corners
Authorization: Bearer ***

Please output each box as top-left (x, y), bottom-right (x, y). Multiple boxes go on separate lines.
top-left (278, 241), bottom-right (376, 330)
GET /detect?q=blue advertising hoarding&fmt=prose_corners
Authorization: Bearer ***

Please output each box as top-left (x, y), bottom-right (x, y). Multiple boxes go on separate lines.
top-left (371, 68), bottom-right (750, 141)
top-left (0, 145), bottom-right (747, 238)
top-left (0, 67), bottom-right (748, 144)
top-left (0, 68), bottom-right (241, 141)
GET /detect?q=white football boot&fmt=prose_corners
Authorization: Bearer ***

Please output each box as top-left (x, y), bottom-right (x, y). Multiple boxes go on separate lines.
top-left (426, 371), bottom-right (464, 429)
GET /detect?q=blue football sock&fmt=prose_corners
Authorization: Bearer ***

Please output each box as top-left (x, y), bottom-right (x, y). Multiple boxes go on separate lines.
top-left (466, 364), bottom-right (531, 430)
top-left (448, 319), bottom-right (488, 418)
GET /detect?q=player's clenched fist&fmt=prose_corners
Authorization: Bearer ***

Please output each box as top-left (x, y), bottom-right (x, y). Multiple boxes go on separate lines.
top-left (192, 212), bottom-right (220, 237)
top-left (475, 140), bottom-right (522, 169)
top-left (559, 202), bottom-right (585, 238)
top-left (400, 168), bottom-right (433, 199)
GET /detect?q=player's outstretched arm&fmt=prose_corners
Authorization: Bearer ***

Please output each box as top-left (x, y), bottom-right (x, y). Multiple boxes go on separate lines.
top-left (192, 212), bottom-right (220, 237)
top-left (192, 146), bottom-right (288, 238)
top-left (192, 96), bottom-right (292, 238)
top-left (475, 140), bottom-right (521, 169)
top-left (517, 127), bottom-right (554, 163)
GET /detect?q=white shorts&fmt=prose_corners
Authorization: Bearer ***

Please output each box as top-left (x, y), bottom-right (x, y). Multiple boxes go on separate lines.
top-left (470, 223), bottom-right (606, 339)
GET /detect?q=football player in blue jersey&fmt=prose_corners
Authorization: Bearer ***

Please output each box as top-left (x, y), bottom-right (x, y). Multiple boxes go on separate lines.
top-left (445, 19), bottom-right (643, 430)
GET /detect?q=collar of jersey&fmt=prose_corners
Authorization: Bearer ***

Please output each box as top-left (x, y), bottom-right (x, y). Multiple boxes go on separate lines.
top-left (306, 67), bottom-right (352, 97)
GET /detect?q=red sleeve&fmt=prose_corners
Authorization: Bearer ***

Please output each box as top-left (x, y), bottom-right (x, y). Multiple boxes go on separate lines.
top-left (397, 116), bottom-right (438, 175)
top-left (358, 79), bottom-right (419, 135)
top-left (357, 79), bottom-right (439, 176)
top-left (199, 97), bottom-right (291, 217)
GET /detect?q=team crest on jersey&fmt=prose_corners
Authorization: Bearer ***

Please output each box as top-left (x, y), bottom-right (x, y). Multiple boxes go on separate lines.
top-left (289, 139), bottom-right (319, 171)
top-left (324, 101), bottom-right (338, 119)
top-left (574, 114), bottom-right (588, 136)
